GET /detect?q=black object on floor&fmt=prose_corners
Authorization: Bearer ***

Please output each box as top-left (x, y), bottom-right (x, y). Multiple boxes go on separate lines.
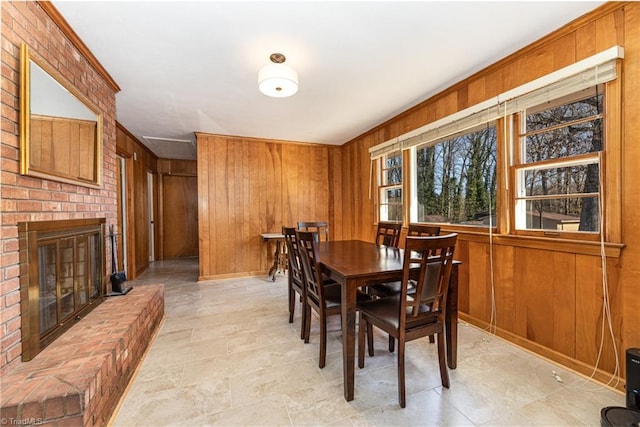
top-left (627, 348), bottom-right (640, 410)
top-left (108, 224), bottom-right (131, 296)
top-left (600, 406), bottom-right (640, 426)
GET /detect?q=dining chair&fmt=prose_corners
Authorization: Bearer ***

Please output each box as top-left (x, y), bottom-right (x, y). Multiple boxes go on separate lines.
top-left (297, 221), bottom-right (329, 242)
top-left (369, 223), bottom-right (441, 298)
top-left (357, 233), bottom-right (458, 408)
top-left (374, 221), bottom-right (403, 247)
top-left (295, 230), bottom-right (372, 368)
top-left (282, 226), bottom-right (306, 339)
top-left (373, 223), bottom-right (442, 351)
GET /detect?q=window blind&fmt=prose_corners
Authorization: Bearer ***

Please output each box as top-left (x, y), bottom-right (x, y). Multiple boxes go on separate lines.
top-left (369, 45), bottom-right (623, 159)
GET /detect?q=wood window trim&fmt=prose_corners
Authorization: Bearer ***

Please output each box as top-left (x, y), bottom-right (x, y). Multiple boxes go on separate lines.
top-left (508, 77), bottom-right (622, 242)
top-left (377, 152), bottom-right (404, 223)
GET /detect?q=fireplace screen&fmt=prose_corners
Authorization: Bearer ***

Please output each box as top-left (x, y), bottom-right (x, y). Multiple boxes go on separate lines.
top-left (19, 219), bottom-right (105, 361)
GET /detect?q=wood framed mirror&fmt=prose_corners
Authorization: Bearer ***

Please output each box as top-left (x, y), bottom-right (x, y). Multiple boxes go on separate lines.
top-left (20, 43), bottom-right (103, 188)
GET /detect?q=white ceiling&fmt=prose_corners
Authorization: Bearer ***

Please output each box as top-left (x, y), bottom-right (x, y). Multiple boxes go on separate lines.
top-left (52, 1), bottom-right (605, 160)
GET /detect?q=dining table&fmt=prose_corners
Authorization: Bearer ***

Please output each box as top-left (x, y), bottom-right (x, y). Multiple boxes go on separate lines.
top-left (317, 239), bottom-right (460, 402)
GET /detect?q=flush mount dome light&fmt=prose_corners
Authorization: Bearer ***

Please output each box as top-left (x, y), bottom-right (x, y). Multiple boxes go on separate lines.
top-left (258, 53), bottom-right (298, 98)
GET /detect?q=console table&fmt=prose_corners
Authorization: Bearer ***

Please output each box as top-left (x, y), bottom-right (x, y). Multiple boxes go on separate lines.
top-left (260, 233), bottom-right (288, 281)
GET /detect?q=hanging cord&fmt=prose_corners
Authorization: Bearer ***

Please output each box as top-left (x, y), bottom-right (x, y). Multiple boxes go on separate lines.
top-left (485, 121), bottom-right (497, 336)
top-left (368, 157), bottom-right (374, 200)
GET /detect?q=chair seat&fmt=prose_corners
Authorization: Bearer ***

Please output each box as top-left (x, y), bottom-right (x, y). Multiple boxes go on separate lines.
top-left (368, 280), bottom-right (416, 298)
top-left (315, 283), bottom-right (372, 308)
top-left (357, 294), bottom-right (439, 330)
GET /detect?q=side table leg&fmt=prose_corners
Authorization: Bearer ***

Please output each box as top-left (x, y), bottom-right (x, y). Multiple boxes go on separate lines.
top-left (267, 241), bottom-right (280, 281)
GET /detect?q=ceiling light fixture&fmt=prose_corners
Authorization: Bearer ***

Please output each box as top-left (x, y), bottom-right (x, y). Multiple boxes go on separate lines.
top-left (258, 53), bottom-right (298, 98)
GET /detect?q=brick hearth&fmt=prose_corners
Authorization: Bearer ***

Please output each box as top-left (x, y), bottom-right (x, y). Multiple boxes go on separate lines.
top-left (0, 285), bottom-right (164, 426)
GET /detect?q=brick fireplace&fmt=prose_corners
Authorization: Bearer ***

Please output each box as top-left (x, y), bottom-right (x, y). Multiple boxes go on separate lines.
top-left (18, 218), bottom-right (107, 361)
top-left (0, 218), bottom-right (166, 426)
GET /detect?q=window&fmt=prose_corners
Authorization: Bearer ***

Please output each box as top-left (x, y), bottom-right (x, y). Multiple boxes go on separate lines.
top-left (412, 124), bottom-right (497, 227)
top-left (368, 48), bottom-right (620, 241)
top-left (514, 86), bottom-right (603, 234)
top-left (378, 151), bottom-right (403, 222)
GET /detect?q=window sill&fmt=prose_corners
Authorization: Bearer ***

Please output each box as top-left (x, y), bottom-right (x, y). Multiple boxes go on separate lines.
top-left (446, 229), bottom-right (625, 258)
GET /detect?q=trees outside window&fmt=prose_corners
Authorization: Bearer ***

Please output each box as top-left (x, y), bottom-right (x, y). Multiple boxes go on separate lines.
top-left (414, 125), bottom-right (497, 226)
top-left (515, 86), bottom-right (603, 233)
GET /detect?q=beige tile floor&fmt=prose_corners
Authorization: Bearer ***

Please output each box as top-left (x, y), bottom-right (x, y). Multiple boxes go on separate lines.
top-left (112, 258), bottom-right (624, 426)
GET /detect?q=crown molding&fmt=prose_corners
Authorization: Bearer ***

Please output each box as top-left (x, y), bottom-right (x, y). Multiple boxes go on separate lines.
top-left (38, 1), bottom-right (120, 92)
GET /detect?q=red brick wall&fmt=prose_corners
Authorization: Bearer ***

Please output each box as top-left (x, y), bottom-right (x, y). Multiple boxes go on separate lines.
top-left (0, 2), bottom-right (118, 370)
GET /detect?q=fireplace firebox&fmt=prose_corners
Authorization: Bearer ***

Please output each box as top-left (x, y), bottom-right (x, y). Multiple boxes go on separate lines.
top-left (18, 218), bottom-right (106, 361)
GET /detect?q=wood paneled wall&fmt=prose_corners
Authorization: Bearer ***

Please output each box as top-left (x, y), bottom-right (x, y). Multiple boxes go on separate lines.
top-left (196, 133), bottom-right (332, 280)
top-left (332, 2), bottom-right (639, 386)
top-left (115, 123), bottom-right (158, 278)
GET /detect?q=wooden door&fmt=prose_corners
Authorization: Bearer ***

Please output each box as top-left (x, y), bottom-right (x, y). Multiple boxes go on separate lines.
top-left (162, 175), bottom-right (198, 258)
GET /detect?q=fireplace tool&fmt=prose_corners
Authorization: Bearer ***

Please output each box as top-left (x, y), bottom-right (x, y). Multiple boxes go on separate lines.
top-left (109, 224), bottom-right (131, 296)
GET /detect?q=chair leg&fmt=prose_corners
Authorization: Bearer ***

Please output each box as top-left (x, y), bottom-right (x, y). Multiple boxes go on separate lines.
top-left (303, 302), bottom-right (312, 344)
top-left (288, 284), bottom-right (294, 324)
top-left (319, 313), bottom-right (327, 369)
top-left (367, 322), bottom-right (374, 357)
top-left (428, 334), bottom-right (435, 344)
top-left (437, 332), bottom-right (450, 389)
top-left (398, 339), bottom-right (406, 408)
top-left (299, 295), bottom-right (306, 340)
top-left (358, 314), bottom-right (366, 368)
top-left (389, 335), bottom-right (395, 352)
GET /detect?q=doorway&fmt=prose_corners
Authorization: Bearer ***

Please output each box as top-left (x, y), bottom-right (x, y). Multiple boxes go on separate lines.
top-left (147, 171), bottom-right (155, 262)
top-left (162, 175), bottom-right (199, 258)
top-left (116, 155), bottom-right (128, 272)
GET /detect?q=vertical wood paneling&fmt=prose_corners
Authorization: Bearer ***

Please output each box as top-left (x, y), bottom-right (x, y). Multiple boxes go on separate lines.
top-left (622, 1), bottom-right (640, 353)
top-left (467, 241), bottom-right (490, 320)
top-left (552, 33), bottom-right (576, 69)
top-left (595, 8), bottom-right (625, 50)
top-left (552, 251), bottom-right (577, 358)
top-left (197, 135), bottom-right (210, 278)
top-left (328, 147), bottom-right (342, 240)
top-left (512, 248), bottom-right (576, 353)
top-left (116, 123), bottom-right (157, 278)
top-left (576, 22), bottom-right (597, 60)
top-left (196, 134), bottom-right (331, 278)
top-left (575, 255), bottom-right (622, 372)
top-left (492, 244), bottom-right (516, 334)
top-left (454, 239), bottom-right (470, 314)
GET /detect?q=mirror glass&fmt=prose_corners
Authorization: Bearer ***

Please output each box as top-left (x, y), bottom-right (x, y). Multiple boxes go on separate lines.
top-left (20, 43), bottom-right (103, 187)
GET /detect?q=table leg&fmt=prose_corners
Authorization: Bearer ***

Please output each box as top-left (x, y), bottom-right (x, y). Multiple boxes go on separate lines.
top-left (341, 278), bottom-right (357, 401)
top-left (445, 263), bottom-right (459, 369)
top-left (267, 240), bottom-right (281, 281)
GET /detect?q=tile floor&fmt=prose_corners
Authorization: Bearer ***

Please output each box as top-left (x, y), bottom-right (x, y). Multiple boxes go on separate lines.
top-left (112, 258), bottom-right (624, 426)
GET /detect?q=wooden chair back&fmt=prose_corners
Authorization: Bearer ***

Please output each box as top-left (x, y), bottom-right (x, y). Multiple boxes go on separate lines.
top-left (297, 221), bottom-right (329, 242)
top-left (407, 223), bottom-right (441, 237)
top-left (400, 234), bottom-right (457, 322)
top-left (295, 230), bottom-right (325, 306)
top-left (375, 222), bottom-right (402, 247)
top-left (282, 226), bottom-right (303, 289)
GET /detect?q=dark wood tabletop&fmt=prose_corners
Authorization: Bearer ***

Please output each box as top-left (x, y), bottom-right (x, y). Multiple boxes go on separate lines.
top-left (317, 239), bottom-right (459, 402)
